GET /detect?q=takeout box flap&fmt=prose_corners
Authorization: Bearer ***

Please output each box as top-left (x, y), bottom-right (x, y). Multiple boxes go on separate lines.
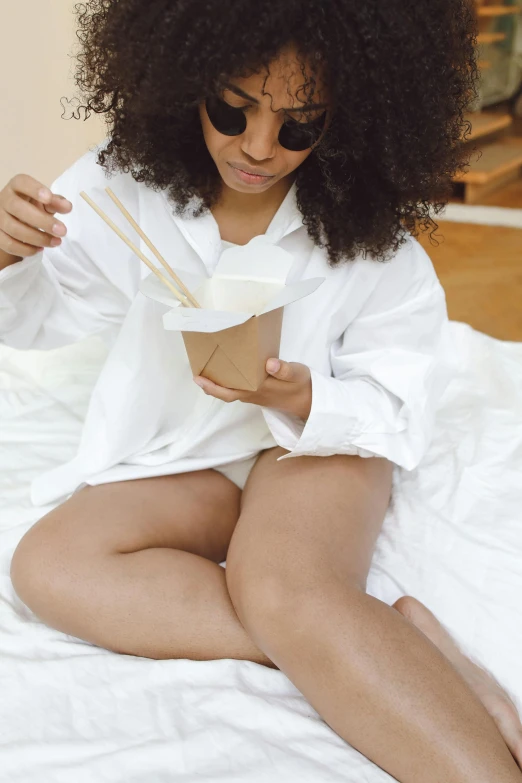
top-left (139, 268), bottom-right (205, 308)
top-left (258, 276), bottom-right (325, 315)
top-left (213, 236), bottom-right (294, 284)
top-left (163, 306), bottom-right (252, 333)
top-left (139, 234), bottom-right (326, 335)
top-left (158, 274), bottom-right (325, 331)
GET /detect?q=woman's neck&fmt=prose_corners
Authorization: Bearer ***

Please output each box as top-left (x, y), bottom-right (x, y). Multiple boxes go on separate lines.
top-left (211, 173), bottom-right (294, 245)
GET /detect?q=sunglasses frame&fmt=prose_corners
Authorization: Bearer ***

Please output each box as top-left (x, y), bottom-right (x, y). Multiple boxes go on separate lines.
top-left (204, 95), bottom-right (328, 152)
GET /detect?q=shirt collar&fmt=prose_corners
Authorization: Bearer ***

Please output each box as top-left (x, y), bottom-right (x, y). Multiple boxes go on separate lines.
top-left (265, 182), bottom-right (303, 242)
top-left (161, 181), bottom-right (303, 275)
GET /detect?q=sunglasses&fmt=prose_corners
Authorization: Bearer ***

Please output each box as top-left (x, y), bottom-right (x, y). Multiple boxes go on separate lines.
top-left (205, 95), bottom-right (327, 152)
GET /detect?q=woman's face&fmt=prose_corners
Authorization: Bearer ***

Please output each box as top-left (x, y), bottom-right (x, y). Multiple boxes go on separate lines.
top-left (199, 47), bottom-right (329, 194)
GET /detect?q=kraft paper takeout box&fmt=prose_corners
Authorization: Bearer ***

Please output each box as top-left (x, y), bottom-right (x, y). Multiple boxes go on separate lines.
top-left (139, 236), bottom-right (325, 391)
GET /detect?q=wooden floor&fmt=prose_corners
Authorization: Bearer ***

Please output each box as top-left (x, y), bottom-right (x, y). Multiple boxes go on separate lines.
top-left (418, 222), bottom-right (522, 342)
top-left (417, 175), bottom-right (522, 342)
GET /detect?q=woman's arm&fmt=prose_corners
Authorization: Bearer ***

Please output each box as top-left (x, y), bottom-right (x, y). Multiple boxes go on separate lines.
top-left (262, 236), bottom-right (456, 471)
top-left (0, 147), bottom-right (139, 350)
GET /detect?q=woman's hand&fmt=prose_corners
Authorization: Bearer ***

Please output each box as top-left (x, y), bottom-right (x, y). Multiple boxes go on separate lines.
top-left (0, 174), bottom-right (72, 269)
top-left (194, 359), bottom-right (312, 421)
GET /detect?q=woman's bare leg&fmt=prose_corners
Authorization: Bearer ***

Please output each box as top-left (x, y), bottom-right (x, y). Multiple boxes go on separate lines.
top-left (226, 448), bottom-right (522, 783)
top-left (10, 470), bottom-right (273, 665)
top-left (10, 456), bottom-right (522, 780)
top-left (394, 596), bottom-right (522, 769)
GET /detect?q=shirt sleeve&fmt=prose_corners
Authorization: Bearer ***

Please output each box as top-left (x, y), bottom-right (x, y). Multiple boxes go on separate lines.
top-left (0, 144), bottom-right (141, 351)
top-left (262, 235), bottom-right (457, 470)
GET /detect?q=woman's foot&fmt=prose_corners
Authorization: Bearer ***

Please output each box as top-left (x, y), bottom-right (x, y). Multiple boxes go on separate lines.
top-left (393, 595), bottom-right (522, 770)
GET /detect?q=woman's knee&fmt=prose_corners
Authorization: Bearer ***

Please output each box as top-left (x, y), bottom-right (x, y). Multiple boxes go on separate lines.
top-left (226, 452), bottom-right (392, 644)
top-left (10, 512), bottom-right (82, 617)
top-left (227, 550), bottom-right (366, 665)
top-left (226, 534), bottom-right (344, 641)
top-left (226, 557), bottom-right (305, 644)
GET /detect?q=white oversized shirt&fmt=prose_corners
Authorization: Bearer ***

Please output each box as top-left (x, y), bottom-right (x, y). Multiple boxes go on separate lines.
top-left (0, 144), bottom-right (456, 505)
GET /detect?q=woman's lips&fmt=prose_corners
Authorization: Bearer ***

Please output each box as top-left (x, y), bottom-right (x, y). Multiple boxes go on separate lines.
top-left (228, 164), bottom-right (275, 185)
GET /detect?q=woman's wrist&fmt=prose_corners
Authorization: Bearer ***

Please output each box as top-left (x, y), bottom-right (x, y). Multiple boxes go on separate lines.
top-left (0, 249), bottom-right (22, 271)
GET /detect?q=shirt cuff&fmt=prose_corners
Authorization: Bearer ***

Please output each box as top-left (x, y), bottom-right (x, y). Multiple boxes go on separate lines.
top-left (262, 367), bottom-right (409, 463)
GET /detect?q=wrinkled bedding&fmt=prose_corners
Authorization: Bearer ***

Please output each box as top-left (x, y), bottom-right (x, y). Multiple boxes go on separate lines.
top-left (1, 321), bottom-right (521, 782)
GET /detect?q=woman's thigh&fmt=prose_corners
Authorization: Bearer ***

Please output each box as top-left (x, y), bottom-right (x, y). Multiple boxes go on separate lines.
top-left (226, 447), bottom-right (393, 614)
top-left (12, 469), bottom-right (241, 580)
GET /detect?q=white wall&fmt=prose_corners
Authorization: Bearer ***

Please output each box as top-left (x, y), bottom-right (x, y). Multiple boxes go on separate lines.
top-left (0, 0), bottom-right (105, 189)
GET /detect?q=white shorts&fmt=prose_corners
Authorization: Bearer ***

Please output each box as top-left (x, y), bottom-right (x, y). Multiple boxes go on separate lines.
top-left (213, 455), bottom-right (260, 490)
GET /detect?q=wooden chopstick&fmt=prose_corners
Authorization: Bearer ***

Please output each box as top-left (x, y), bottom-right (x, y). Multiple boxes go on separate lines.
top-left (105, 187), bottom-right (201, 309)
top-left (79, 191), bottom-right (190, 307)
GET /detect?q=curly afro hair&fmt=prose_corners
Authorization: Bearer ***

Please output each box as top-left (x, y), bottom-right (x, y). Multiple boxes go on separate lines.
top-left (70, 0), bottom-right (478, 265)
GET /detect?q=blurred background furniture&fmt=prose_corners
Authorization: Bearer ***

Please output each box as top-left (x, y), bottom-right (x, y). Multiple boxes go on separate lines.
top-left (455, 0), bottom-right (522, 204)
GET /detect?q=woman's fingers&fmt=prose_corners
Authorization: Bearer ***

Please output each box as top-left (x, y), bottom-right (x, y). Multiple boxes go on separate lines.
top-left (9, 173), bottom-right (53, 204)
top-left (193, 376), bottom-right (247, 402)
top-left (1, 210), bottom-right (64, 250)
top-left (0, 226), bottom-right (44, 257)
top-left (0, 172), bottom-right (73, 258)
top-left (10, 195), bottom-right (67, 235)
top-left (2, 181), bottom-right (71, 250)
top-left (0, 174), bottom-right (72, 255)
top-left (9, 174), bottom-right (70, 210)
top-left (41, 194), bottom-right (73, 215)
top-left (53, 194), bottom-right (72, 212)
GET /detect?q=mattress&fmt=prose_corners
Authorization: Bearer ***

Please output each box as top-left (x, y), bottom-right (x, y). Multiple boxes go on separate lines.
top-left (1, 321), bottom-right (521, 782)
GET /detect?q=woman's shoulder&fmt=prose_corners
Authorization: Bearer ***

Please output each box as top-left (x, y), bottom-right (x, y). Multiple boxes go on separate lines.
top-left (351, 231), bottom-right (445, 319)
top-left (352, 231), bottom-right (440, 284)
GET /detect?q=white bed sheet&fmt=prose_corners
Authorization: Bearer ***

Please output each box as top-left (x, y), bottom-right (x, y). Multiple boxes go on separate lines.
top-left (1, 321), bottom-right (521, 782)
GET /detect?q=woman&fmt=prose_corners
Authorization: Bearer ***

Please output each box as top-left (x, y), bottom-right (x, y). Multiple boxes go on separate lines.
top-left (1, 1), bottom-right (521, 780)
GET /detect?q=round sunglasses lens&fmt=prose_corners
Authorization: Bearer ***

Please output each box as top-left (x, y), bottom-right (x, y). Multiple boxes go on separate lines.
top-left (205, 96), bottom-right (246, 136)
top-left (278, 112), bottom-right (327, 151)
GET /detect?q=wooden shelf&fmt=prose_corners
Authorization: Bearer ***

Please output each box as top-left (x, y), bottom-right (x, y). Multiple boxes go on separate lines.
top-left (477, 31), bottom-right (508, 43)
top-left (454, 139), bottom-right (522, 202)
top-left (456, 139), bottom-right (522, 184)
top-left (463, 111), bottom-right (513, 141)
top-left (467, 3), bottom-right (522, 204)
top-left (478, 6), bottom-right (521, 17)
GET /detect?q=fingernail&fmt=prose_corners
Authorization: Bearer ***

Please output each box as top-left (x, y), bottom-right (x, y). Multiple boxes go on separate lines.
top-left (38, 188), bottom-right (51, 202)
top-left (194, 378), bottom-right (205, 388)
top-left (50, 238), bottom-right (61, 247)
top-left (52, 223), bottom-right (66, 236)
top-left (267, 359), bottom-right (280, 373)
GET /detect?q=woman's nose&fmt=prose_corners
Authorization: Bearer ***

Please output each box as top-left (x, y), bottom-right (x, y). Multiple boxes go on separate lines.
top-left (240, 115), bottom-right (278, 161)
